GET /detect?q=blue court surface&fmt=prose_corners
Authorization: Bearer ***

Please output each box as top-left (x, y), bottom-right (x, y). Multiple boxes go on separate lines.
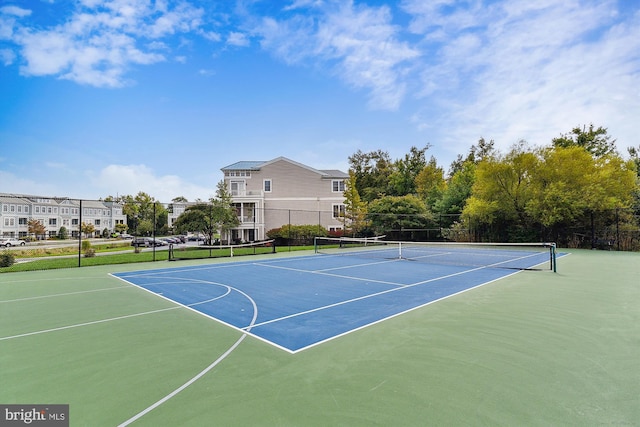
top-left (112, 250), bottom-right (553, 353)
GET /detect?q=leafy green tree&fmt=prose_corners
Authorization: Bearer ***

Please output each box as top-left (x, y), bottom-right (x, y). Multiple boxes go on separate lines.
top-left (342, 171), bottom-right (369, 236)
top-left (348, 149), bottom-right (394, 202)
top-left (172, 204), bottom-right (213, 242)
top-left (435, 161), bottom-right (476, 217)
top-left (465, 142), bottom-right (538, 224)
top-left (628, 145), bottom-right (640, 178)
top-left (367, 195), bottom-right (432, 235)
top-left (552, 124), bottom-right (616, 158)
top-left (115, 223), bottom-right (128, 234)
top-left (58, 226), bottom-right (68, 240)
top-left (213, 180), bottom-right (240, 242)
top-left (449, 137), bottom-right (496, 176)
top-left (415, 156), bottom-right (446, 211)
top-left (116, 192), bottom-right (167, 236)
top-left (173, 181), bottom-right (239, 245)
top-left (81, 222), bottom-right (96, 238)
top-left (387, 145), bottom-right (430, 196)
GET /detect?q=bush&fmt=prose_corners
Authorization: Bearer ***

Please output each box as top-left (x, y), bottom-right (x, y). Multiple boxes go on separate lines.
top-left (58, 226), bottom-right (68, 240)
top-left (84, 248), bottom-right (96, 258)
top-left (0, 251), bottom-right (16, 267)
top-left (81, 240), bottom-right (95, 257)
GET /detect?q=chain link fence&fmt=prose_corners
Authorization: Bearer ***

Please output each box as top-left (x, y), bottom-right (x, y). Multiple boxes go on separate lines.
top-left (2, 197), bottom-right (638, 273)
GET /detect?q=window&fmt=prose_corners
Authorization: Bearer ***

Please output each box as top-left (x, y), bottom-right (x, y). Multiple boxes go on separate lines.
top-left (19, 218), bottom-right (27, 225)
top-left (264, 179), bottom-right (272, 192)
top-left (72, 219), bottom-right (79, 226)
top-left (332, 204), bottom-right (346, 218)
top-left (230, 181), bottom-right (244, 196)
top-left (332, 180), bottom-right (345, 192)
top-left (49, 218), bottom-right (57, 226)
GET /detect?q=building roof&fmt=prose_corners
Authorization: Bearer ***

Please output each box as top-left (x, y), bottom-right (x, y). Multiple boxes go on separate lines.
top-left (221, 157), bottom-right (348, 178)
top-left (221, 161), bottom-right (266, 171)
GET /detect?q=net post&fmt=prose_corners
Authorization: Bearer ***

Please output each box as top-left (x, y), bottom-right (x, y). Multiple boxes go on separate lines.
top-left (551, 243), bottom-right (557, 273)
top-left (168, 243), bottom-right (174, 261)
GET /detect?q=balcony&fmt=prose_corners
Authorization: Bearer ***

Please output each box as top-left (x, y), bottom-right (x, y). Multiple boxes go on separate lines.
top-left (230, 190), bottom-right (263, 197)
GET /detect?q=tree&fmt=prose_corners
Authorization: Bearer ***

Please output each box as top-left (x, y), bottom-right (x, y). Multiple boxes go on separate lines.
top-left (212, 180), bottom-right (240, 242)
top-left (449, 137), bottom-right (496, 176)
top-left (462, 141), bottom-right (539, 241)
top-left (552, 124), bottom-right (616, 158)
top-left (342, 171), bottom-right (369, 236)
top-left (115, 223), bottom-right (128, 234)
top-left (172, 181), bottom-right (239, 245)
top-left (348, 149), bottom-right (394, 202)
top-left (627, 145), bottom-right (640, 178)
top-left (81, 222), bottom-right (96, 238)
top-left (415, 156), bottom-right (446, 211)
top-left (118, 192), bottom-right (167, 236)
top-left (28, 219), bottom-right (46, 240)
top-left (367, 195), bottom-right (433, 236)
top-left (387, 145), bottom-right (430, 196)
top-left (58, 226), bottom-right (68, 240)
top-left (435, 161), bottom-right (476, 217)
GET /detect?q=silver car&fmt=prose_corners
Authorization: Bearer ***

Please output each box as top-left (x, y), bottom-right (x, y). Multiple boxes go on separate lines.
top-left (0, 237), bottom-right (27, 247)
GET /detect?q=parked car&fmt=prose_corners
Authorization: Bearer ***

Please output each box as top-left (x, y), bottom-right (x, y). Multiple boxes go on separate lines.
top-left (131, 237), bottom-right (167, 247)
top-left (0, 237), bottom-right (27, 247)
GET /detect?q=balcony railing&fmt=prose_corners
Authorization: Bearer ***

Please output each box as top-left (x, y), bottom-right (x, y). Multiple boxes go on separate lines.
top-left (230, 190), bottom-right (263, 197)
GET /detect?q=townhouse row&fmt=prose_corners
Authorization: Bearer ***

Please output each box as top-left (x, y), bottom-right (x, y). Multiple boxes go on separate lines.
top-left (0, 194), bottom-right (126, 239)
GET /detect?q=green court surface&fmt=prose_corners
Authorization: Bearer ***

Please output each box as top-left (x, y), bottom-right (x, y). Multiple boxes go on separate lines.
top-left (1, 249), bottom-right (638, 426)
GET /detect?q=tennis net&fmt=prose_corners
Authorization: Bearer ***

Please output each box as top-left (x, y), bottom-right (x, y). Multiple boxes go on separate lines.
top-left (314, 237), bottom-right (557, 271)
top-left (168, 240), bottom-right (276, 261)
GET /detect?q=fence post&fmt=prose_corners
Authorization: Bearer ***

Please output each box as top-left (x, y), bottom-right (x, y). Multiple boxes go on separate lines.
top-left (78, 199), bottom-right (82, 267)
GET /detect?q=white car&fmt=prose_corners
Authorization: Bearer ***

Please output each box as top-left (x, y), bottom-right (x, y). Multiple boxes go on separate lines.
top-left (0, 237), bottom-right (27, 247)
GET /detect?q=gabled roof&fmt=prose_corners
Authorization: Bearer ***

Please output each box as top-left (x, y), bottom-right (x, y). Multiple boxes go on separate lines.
top-left (221, 157), bottom-right (348, 178)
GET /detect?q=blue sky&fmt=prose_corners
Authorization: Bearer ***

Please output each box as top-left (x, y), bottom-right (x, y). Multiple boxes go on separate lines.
top-left (1, 0), bottom-right (639, 201)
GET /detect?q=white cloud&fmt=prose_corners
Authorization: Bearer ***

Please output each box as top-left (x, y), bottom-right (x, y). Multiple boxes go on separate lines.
top-left (403, 0), bottom-right (640, 157)
top-left (0, 6), bottom-right (32, 18)
top-left (254, 1), bottom-right (420, 110)
top-left (87, 164), bottom-right (215, 201)
top-left (0, 48), bottom-right (15, 65)
top-left (227, 31), bottom-right (249, 47)
top-left (6, 1), bottom-right (205, 87)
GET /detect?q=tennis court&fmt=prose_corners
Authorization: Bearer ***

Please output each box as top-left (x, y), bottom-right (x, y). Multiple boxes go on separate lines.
top-left (112, 240), bottom-right (557, 353)
top-left (1, 244), bottom-right (638, 426)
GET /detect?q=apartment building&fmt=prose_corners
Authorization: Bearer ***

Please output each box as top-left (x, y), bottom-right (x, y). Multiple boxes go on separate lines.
top-left (0, 193), bottom-right (126, 239)
top-left (221, 157), bottom-right (348, 242)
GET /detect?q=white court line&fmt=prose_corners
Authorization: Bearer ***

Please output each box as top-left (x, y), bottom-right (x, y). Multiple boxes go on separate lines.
top-left (248, 251), bottom-right (547, 332)
top-left (116, 276), bottom-right (259, 427)
top-left (253, 262), bottom-right (405, 287)
top-left (246, 263), bottom-right (485, 330)
top-left (0, 306), bottom-right (180, 341)
top-left (0, 286), bottom-right (130, 304)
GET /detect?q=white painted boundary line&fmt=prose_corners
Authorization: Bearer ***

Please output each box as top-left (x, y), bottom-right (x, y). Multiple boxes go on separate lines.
top-left (115, 273), bottom-right (259, 427)
top-left (0, 286), bottom-right (130, 304)
top-left (0, 306), bottom-right (180, 341)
